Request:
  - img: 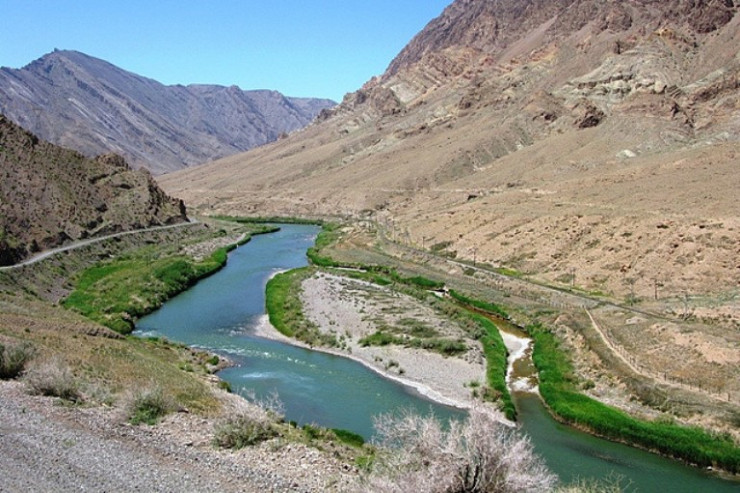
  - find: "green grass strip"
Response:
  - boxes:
[471,313,516,421]
[265,267,337,347]
[529,323,740,473]
[449,289,509,319]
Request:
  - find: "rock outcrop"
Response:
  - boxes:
[0,114,187,265]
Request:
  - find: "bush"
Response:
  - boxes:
[0,341,35,379]
[127,386,174,425]
[366,408,555,492]
[213,413,278,449]
[25,357,80,401]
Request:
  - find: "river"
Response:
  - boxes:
[136,224,466,439]
[136,224,738,491]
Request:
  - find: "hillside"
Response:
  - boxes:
[0,114,187,266]
[0,50,336,173]
[160,0,740,315]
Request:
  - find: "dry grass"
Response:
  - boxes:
[0,292,222,416]
[24,356,81,401]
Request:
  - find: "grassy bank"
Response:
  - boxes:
[529,323,740,473]
[64,224,276,334]
[0,293,222,414]
[265,267,337,347]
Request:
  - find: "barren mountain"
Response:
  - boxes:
[0,114,187,266]
[0,50,336,173]
[160,0,739,319]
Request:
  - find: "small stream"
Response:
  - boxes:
[495,319,738,492]
[136,224,737,491]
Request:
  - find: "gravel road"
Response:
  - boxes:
[0,380,357,492]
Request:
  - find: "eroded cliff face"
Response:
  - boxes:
[160,0,739,306]
[0,114,187,265]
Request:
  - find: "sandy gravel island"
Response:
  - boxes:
[257,271,497,415]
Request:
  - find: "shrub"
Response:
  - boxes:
[25,357,80,401]
[127,386,174,425]
[213,413,278,449]
[0,341,35,379]
[366,408,555,492]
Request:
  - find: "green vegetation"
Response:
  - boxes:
[449,289,509,319]
[529,323,740,473]
[265,267,337,346]
[211,215,319,226]
[331,428,366,448]
[470,313,516,420]
[359,331,467,357]
[307,222,342,267]
[62,226,271,334]
[63,249,226,333]
[494,267,523,278]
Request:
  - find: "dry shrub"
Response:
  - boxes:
[24,357,81,401]
[0,341,35,379]
[366,408,556,493]
[126,385,175,425]
[213,412,279,449]
[213,391,284,449]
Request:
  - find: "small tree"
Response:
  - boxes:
[365,408,556,492]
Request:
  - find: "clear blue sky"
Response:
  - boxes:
[0,1,451,102]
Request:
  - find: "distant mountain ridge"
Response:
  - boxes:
[0,50,336,174]
[0,114,187,266]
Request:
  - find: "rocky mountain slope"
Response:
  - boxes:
[160,0,739,317]
[0,50,336,173]
[0,114,187,266]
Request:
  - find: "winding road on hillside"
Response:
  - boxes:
[0,220,199,271]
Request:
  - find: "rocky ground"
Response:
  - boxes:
[257,271,497,415]
[0,379,359,493]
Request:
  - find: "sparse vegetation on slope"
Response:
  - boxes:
[0,340,34,379]
[0,114,187,266]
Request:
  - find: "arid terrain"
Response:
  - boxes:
[0,0,738,489]
[159,0,739,440]
[161,0,740,311]
[0,114,187,265]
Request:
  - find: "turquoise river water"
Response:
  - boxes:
[136,224,738,491]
